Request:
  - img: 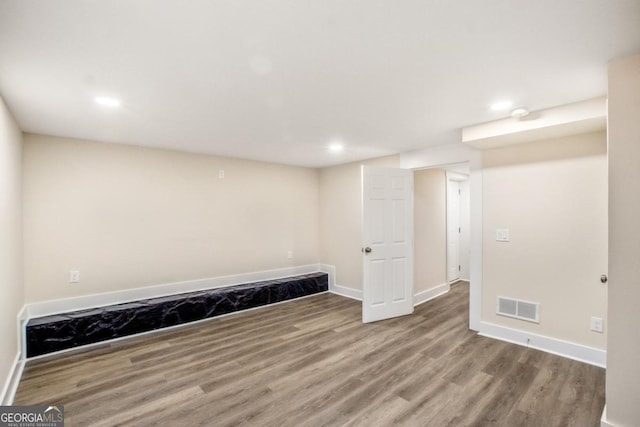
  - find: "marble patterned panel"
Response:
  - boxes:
[26,272,328,357]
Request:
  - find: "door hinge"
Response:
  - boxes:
[458,189,461,195]
[458,227,461,233]
[459,265,461,271]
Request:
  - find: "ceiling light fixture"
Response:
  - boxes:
[328,143,344,153]
[95,96,120,107]
[511,107,530,119]
[490,100,513,111]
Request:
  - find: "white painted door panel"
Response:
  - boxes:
[362,166,414,323]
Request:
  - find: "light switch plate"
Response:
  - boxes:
[591,316,603,333]
[69,270,80,283]
[496,229,510,242]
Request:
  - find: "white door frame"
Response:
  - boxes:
[446,175,461,283]
[400,144,482,331]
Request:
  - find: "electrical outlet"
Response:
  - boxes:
[590,316,603,333]
[69,270,80,283]
[287,251,293,259]
[219,169,225,179]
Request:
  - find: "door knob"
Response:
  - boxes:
[600,275,608,284]
[363,247,372,254]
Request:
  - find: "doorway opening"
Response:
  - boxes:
[413,162,471,318]
[361,149,482,331]
[446,168,470,284]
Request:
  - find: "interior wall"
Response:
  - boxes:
[482,131,607,350]
[23,134,320,303]
[319,155,400,291]
[458,178,471,280]
[414,168,447,293]
[0,96,24,396]
[606,53,640,426]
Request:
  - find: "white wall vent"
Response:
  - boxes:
[497,297,539,323]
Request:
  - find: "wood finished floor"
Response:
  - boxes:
[15,282,605,426]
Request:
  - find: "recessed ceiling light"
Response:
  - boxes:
[95,96,120,107]
[328,143,344,153]
[490,100,513,111]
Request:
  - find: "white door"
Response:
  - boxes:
[447,179,460,283]
[362,166,414,323]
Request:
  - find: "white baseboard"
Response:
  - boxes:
[324,264,362,301]
[318,264,336,292]
[413,283,449,306]
[1,305,28,405]
[478,321,606,368]
[329,283,363,301]
[17,305,27,363]
[600,405,616,427]
[1,353,25,405]
[26,264,328,319]
[330,282,450,306]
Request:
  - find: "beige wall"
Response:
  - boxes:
[0,96,23,396]
[319,155,399,290]
[606,54,640,426]
[414,168,447,293]
[23,134,320,303]
[482,131,607,349]
[458,178,471,280]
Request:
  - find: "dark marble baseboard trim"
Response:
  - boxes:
[26,272,328,358]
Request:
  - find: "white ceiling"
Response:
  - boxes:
[1,1,639,168]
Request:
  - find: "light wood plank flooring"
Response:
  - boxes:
[15,282,605,426]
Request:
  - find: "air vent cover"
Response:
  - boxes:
[497,297,539,323]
